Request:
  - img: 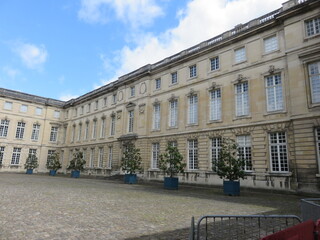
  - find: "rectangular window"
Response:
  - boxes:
[128,110,134,133]
[89,148,94,168]
[315,128,320,174]
[11,147,21,165]
[210,89,222,121]
[0,146,4,165]
[95,100,98,110]
[4,101,12,110]
[63,127,67,144]
[235,82,249,116]
[152,143,160,169]
[269,132,288,172]
[100,118,106,138]
[92,120,97,139]
[54,110,60,119]
[305,17,320,37]
[104,97,107,107]
[130,86,135,97]
[210,56,219,71]
[87,103,91,113]
[189,65,197,78]
[20,104,28,113]
[266,74,283,111]
[235,47,246,63]
[29,148,37,156]
[309,61,320,104]
[98,148,104,168]
[188,139,198,170]
[171,72,178,84]
[65,110,69,119]
[237,135,252,172]
[81,106,84,115]
[211,138,222,172]
[50,126,58,142]
[0,119,10,137]
[155,78,161,90]
[35,107,42,115]
[169,141,177,148]
[264,35,278,53]
[78,124,82,141]
[15,122,25,139]
[108,146,113,169]
[153,103,161,130]
[188,95,198,124]
[84,122,89,140]
[71,125,75,142]
[169,99,178,128]
[47,150,56,164]
[112,94,117,104]
[110,116,116,136]
[31,124,40,141]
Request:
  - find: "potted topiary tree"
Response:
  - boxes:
[213,138,246,196]
[24,153,39,174]
[67,150,86,178]
[46,152,62,176]
[121,142,143,184]
[159,144,186,190]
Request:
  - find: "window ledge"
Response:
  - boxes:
[304,34,320,42]
[263,110,287,116]
[207,120,222,124]
[167,126,178,130]
[262,49,280,56]
[208,69,220,74]
[268,172,292,177]
[169,82,178,87]
[233,115,251,121]
[186,123,199,127]
[316,174,320,178]
[188,76,197,81]
[151,129,161,132]
[148,168,160,172]
[233,60,247,66]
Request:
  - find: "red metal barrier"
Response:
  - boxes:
[260,219,319,240]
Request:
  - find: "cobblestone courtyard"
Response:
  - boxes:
[0,173,302,240]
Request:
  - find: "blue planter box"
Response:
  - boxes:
[26,169,33,174]
[164,177,179,190]
[49,170,57,176]
[124,174,137,184]
[71,170,80,178]
[223,181,240,196]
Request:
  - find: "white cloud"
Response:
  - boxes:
[2,66,20,79]
[59,94,79,101]
[78,0,163,28]
[14,42,48,69]
[97,0,284,87]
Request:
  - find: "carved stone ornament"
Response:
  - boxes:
[140,82,147,94]
[85,118,90,124]
[126,102,136,109]
[237,74,246,82]
[139,104,145,114]
[208,82,221,92]
[231,126,255,135]
[261,121,292,132]
[116,110,122,119]
[101,114,106,120]
[110,111,116,117]
[207,130,225,138]
[118,91,123,101]
[268,65,275,74]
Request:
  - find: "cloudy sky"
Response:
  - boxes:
[0,0,284,101]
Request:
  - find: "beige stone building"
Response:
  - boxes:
[0,0,320,193]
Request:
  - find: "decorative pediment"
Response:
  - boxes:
[153,98,160,105]
[126,102,136,109]
[139,104,146,114]
[93,116,97,122]
[231,126,255,135]
[207,130,225,138]
[187,88,196,97]
[208,82,221,92]
[85,118,90,124]
[116,110,122,119]
[101,114,106,120]
[261,122,292,132]
[110,111,116,117]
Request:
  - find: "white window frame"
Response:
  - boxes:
[189,65,197,78]
[269,132,289,173]
[110,115,116,136]
[171,72,178,85]
[128,110,134,133]
[78,124,82,141]
[71,125,75,142]
[89,148,95,168]
[15,122,25,139]
[100,118,106,138]
[108,146,113,169]
[0,119,10,137]
[305,17,320,37]
[84,122,89,140]
[92,120,97,139]
[35,107,42,115]
[315,128,320,174]
[130,86,135,97]
[87,103,91,113]
[265,74,283,112]
[31,124,40,141]
[237,135,252,172]
[210,89,222,121]
[264,35,278,53]
[169,99,178,128]
[50,126,58,142]
[211,137,222,171]
[153,103,161,130]
[235,82,249,117]
[234,47,246,63]
[308,61,320,104]
[188,139,198,170]
[11,147,21,165]
[210,56,219,71]
[155,78,161,90]
[151,143,160,169]
[98,148,104,168]
[188,95,198,125]
[0,146,4,165]
[54,110,60,119]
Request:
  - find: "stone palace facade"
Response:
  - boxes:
[0,0,320,193]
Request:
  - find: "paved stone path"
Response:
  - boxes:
[0,173,302,240]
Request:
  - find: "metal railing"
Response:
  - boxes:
[301,198,320,222]
[190,215,301,240]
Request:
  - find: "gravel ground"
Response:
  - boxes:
[0,173,302,240]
